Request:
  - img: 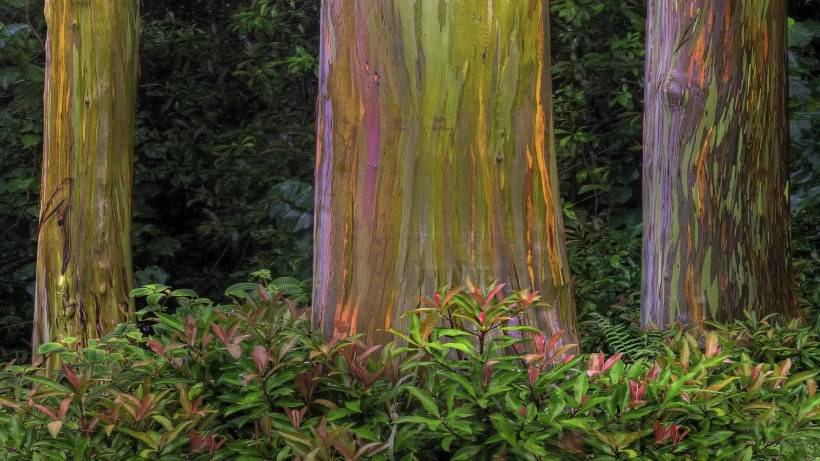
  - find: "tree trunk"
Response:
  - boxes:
[641,1,799,329]
[313,0,577,346]
[33,0,139,357]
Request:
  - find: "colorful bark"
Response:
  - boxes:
[314,0,577,346]
[641,1,798,329]
[33,0,139,356]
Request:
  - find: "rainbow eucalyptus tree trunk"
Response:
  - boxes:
[33,0,139,357]
[641,1,799,329]
[313,0,577,346]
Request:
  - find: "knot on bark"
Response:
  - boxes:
[662,74,685,107]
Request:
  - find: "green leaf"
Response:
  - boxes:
[155,312,184,332]
[37,342,66,356]
[24,376,71,394]
[693,430,733,446]
[394,415,441,430]
[146,293,165,306]
[152,415,173,430]
[609,360,624,384]
[326,408,352,421]
[573,373,589,406]
[441,371,477,399]
[270,277,304,295]
[452,445,483,460]
[225,283,258,298]
[579,396,609,413]
[441,341,475,357]
[344,399,361,413]
[619,405,656,421]
[21,134,40,148]
[663,378,685,403]
[7,177,34,191]
[407,315,422,344]
[277,430,312,450]
[406,386,440,418]
[559,417,592,430]
[130,287,156,297]
[785,370,820,388]
[489,413,518,447]
[798,395,820,421]
[433,328,474,338]
[118,428,160,450]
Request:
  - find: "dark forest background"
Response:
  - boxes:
[0,0,817,357]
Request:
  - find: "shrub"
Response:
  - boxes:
[709,312,820,373]
[0,283,817,460]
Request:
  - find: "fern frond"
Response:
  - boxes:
[589,312,662,360]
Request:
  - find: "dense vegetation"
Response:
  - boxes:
[0,0,818,458]
[0,283,817,460]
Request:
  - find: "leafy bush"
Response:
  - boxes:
[0,283,817,460]
[709,313,820,373]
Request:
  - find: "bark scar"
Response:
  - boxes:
[662,74,685,107]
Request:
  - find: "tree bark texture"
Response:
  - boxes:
[641,0,798,329]
[33,0,139,356]
[313,0,577,346]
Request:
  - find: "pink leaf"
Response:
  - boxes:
[602,352,624,372]
[252,345,269,374]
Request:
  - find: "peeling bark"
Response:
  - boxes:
[33,0,139,357]
[313,0,577,347]
[641,1,799,329]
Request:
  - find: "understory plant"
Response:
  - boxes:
[0,282,817,460]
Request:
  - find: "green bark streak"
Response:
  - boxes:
[314,0,577,347]
[642,0,799,328]
[33,0,139,357]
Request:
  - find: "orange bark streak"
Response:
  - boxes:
[525,146,536,287]
[534,15,561,286]
[688,32,705,86]
[695,127,712,215]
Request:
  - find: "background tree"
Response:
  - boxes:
[313,0,578,345]
[641,0,800,329]
[32,0,139,355]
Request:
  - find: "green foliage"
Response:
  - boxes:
[133,0,319,288]
[586,312,665,361]
[0,0,817,409]
[565,216,643,350]
[787,16,820,216]
[785,12,820,334]
[550,0,645,217]
[793,208,820,320]
[709,312,820,373]
[0,284,817,460]
[0,1,44,358]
